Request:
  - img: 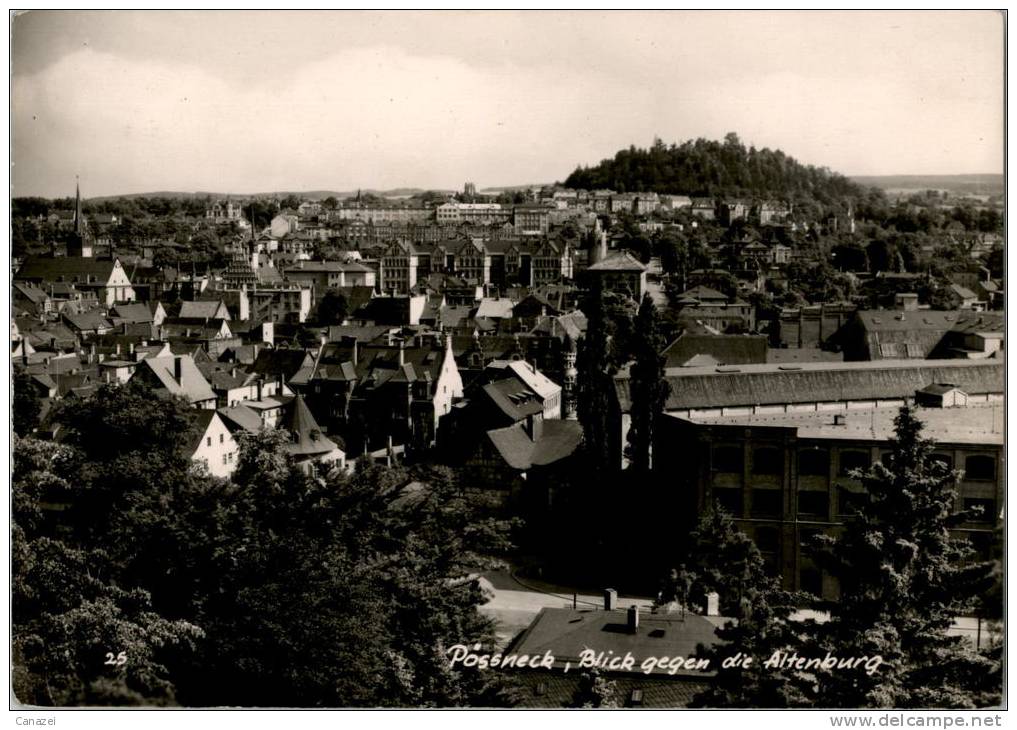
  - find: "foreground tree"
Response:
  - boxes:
[810,405,1001,708]
[656,508,812,707]
[13,370,42,436]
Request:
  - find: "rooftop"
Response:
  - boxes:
[680,402,1004,446]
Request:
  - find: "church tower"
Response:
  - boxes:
[67,177,93,258]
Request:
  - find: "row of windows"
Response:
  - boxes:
[713,485,997,523]
[712,446,997,480]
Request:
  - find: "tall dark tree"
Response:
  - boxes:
[575,282,617,473]
[625,294,670,472]
[13,370,43,436]
[809,405,1001,708]
[316,287,350,325]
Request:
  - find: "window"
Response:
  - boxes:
[799,448,830,476]
[755,526,779,553]
[751,489,782,517]
[838,486,868,516]
[930,453,954,471]
[206,436,212,447]
[713,487,742,517]
[219,433,224,444]
[964,498,996,523]
[712,445,743,473]
[753,447,783,475]
[222,455,228,465]
[839,450,870,476]
[965,455,996,481]
[798,490,829,518]
[799,567,822,596]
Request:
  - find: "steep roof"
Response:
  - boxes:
[488,360,561,400]
[613,358,1004,413]
[480,379,545,422]
[217,404,266,433]
[16,256,117,283]
[179,299,231,321]
[485,419,582,470]
[280,395,343,457]
[109,303,154,324]
[135,355,217,404]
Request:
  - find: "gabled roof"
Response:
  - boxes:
[480,379,545,422]
[109,303,154,324]
[487,360,561,400]
[587,251,647,272]
[134,355,217,404]
[179,299,231,321]
[217,404,265,434]
[16,256,118,283]
[63,310,113,332]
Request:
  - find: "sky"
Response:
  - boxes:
[11,10,1006,198]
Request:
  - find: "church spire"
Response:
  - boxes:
[73,175,84,236]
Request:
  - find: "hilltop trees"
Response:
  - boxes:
[563,134,878,214]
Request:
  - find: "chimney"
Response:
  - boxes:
[398,340,405,366]
[603,589,617,611]
[627,605,640,633]
[173,356,183,383]
[231,367,237,378]
[706,592,720,616]
[129,342,134,355]
[525,413,543,442]
[256,378,264,401]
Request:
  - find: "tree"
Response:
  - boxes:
[809,405,1002,708]
[316,287,350,325]
[13,370,43,436]
[569,670,618,708]
[575,282,618,474]
[625,294,670,472]
[666,507,815,708]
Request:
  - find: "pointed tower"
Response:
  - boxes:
[68,176,93,258]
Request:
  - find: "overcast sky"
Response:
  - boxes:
[12,10,1005,198]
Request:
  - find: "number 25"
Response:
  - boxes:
[104,652,127,666]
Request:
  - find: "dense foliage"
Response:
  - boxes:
[13,381,522,707]
[564,134,879,211]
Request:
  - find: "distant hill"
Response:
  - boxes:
[563,134,876,208]
[849,174,1003,197]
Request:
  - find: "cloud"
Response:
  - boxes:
[11,11,1005,197]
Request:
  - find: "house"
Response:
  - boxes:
[831,310,1004,361]
[188,410,240,479]
[278,394,346,474]
[481,360,563,420]
[505,595,722,708]
[16,256,136,307]
[129,355,218,409]
[178,299,232,322]
[306,332,463,455]
[584,252,647,300]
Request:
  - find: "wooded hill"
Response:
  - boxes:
[564,134,881,210]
